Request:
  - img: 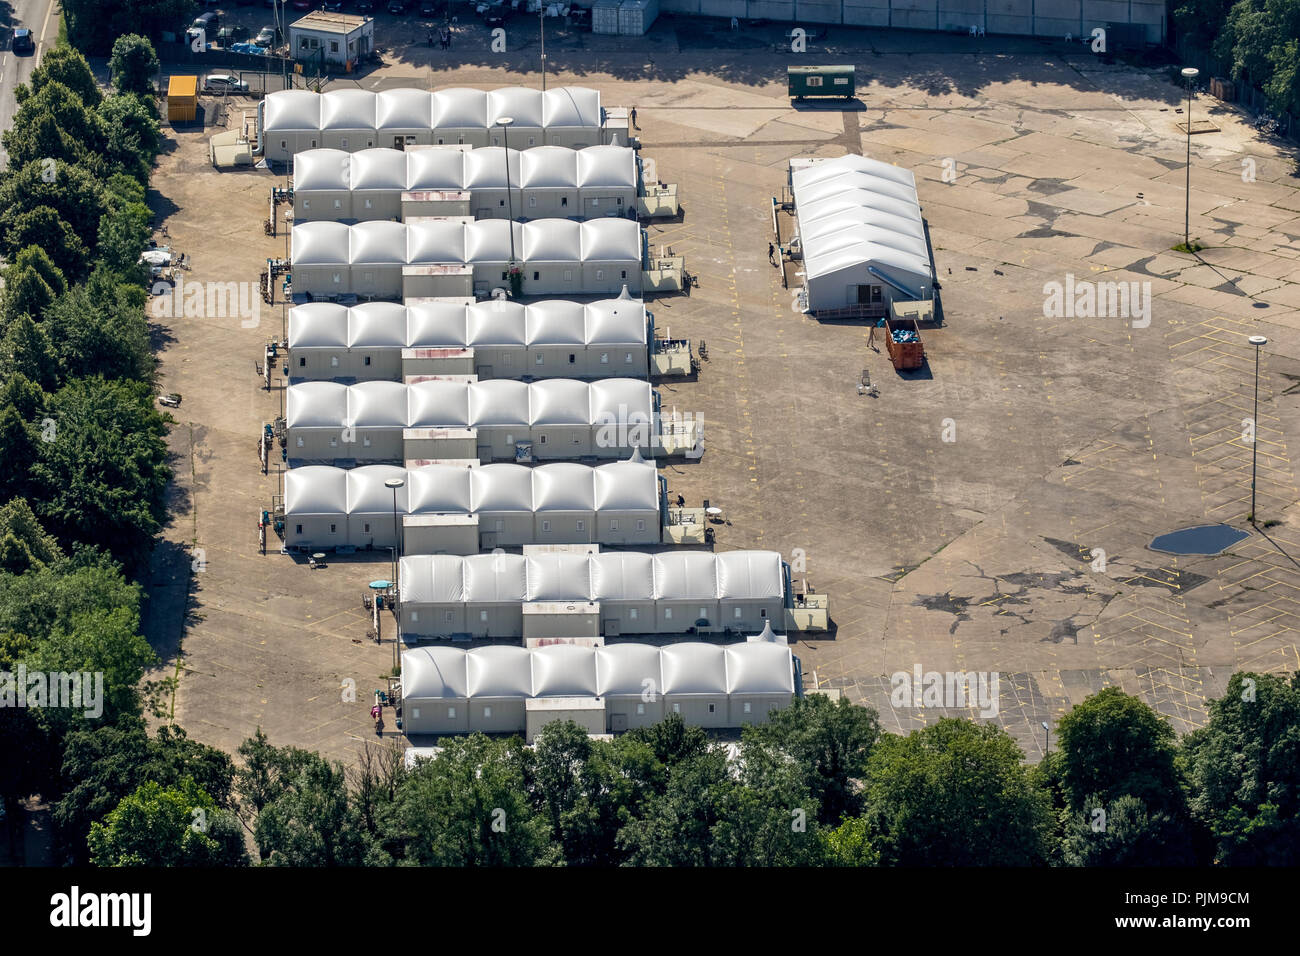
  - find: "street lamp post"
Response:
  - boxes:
[1181,66,1199,250]
[384,477,404,585]
[497,116,517,269]
[1041,720,1050,756]
[539,2,546,92]
[1250,335,1268,525]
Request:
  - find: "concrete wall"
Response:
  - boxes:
[657,0,1163,40]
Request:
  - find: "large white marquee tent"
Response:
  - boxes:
[791,154,934,313]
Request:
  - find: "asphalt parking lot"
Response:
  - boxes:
[144,20,1300,762]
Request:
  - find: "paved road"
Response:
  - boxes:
[0,0,59,171]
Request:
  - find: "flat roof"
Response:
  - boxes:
[291,12,371,35]
[168,75,198,97]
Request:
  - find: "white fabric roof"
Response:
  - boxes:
[277,298,642,350]
[285,462,659,520]
[661,643,728,695]
[400,549,786,607]
[266,86,600,136]
[320,88,377,130]
[716,551,785,601]
[403,642,793,701]
[531,644,599,697]
[530,379,594,425]
[791,153,934,289]
[349,380,407,428]
[293,148,352,191]
[293,220,641,268]
[293,144,636,194]
[466,644,533,697]
[264,89,322,131]
[286,381,347,429]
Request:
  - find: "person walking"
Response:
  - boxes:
[767,241,776,265]
[630,106,639,129]
[867,315,886,351]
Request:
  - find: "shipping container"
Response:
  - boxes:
[592,0,622,34]
[787,64,855,100]
[167,75,199,123]
[618,0,660,35]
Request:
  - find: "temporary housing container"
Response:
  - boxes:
[167,75,198,123]
[282,460,661,552]
[400,640,795,736]
[790,154,933,315]
[261,87,609,163]
[398,549,787,640]
[290,219,643,299]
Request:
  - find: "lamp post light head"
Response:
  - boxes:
[497,115,514,128]
[1181,67,1199,80]
[1041,721,1050,731]
[1249,335,1268,347]
[384,477,405,490]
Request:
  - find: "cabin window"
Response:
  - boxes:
[621,271,627,279]
[600,352,609,364]
[636,520,645,532]
[411,611,420,622]
[364,356,371,366]
[708,703,716,714]
[568,354,575,364]
[533,271,540,281]
[672,703,681,714]
[529,196,537,208]
[699,607,707,619]
[561,197,568,207]
[364,523,370,533]
[636,703,645,715]
[295,524,303,534]
[535,354,544,365]
[629,608,638,620]
[341,138,348,148]
[296,437,304,447]
[542,520,551,533]
[447,706,456,718]
[329,437,338,447]
[575,520,585,532]
[734,607,743,619]
[596,270,604,280]
[331,356,339,367]
[610,519,619,532]
[743,702,752,714]
[299,357,307,367]
[329,524,336,533]
[664,607,672,620]
[480,610,489,622]
[483,706,493,718]
[564,270,573,281]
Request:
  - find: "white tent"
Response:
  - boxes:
[291,219,642,298]
[261,86,606,162]
[401,640,795,735]
[398,548,786,639]
[287,298,649,382]
[791,154,934,313]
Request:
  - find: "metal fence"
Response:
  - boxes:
[1174,36,1295,140]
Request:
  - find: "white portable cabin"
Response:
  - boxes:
[400,640,795,736]
[262,89,323,162]
[291,220,351,298]
[652,550,722,632]
[576,145,638,218]
[349,220,407,299]
[463,147,521,220]
[487,87,545,149]
[661,643,730,729]
[790,154,934,313]
[261,86,606,163]
[590,551,656,637]
[462,554,528,639]
[397,548,787,641]
[400,643,471,735]
[597,643,665,730]
[716,550,785,633]
[293,149,353,221]
[349,148,408,221]
[466,644,532,731]
[319,88,378,151]
[377,88,435,150]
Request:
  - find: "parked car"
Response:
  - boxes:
[216,25,251,45]
[255,26,278,46]
[204,74,250,94]
[388,0,410,13]
[321,1,345,10]
[419,1,438,15]
[192,11,220,33]
[356,0,376,10]
[11,28,35,54]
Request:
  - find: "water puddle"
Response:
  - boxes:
[1149,524,1249,556]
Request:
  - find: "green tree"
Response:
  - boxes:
[0,408,38,506]
[251,749,373,866]
[1,81,106,174]
[0,498,62,574]
[865,718,1052,865]
[43,276,153,382]
[56,721,236,865]
[0,207,91,283]
[821,815,879,866]
[108,35,159,96]
[0,314,59,391]
[741,695,880,824]
[94,197,152,280]
[0,160,107,264]
[88,779,247,867]
[29,377,171,565]
[15,45,103,109]
[384,734,558,866]
[64,0,196,55]
[1060,794,1205,866]
[2,268,58,325]
[99,94,161,182]
[1181,671,1300,864]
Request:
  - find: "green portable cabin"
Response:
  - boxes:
[788,65,855,101]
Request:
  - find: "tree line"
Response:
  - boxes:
[1172,0,1300,118]
[64,676,1300,867]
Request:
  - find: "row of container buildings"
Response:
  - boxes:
[292,145,639,223]
[259,87,627,162]
[286,297,651,381]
